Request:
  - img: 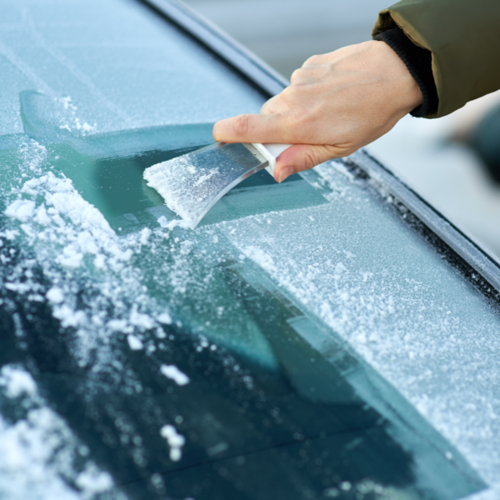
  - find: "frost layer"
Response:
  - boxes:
[0,366,116,500]
[144,143,264,228]
[219,162,500,495]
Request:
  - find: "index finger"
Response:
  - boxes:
[213,113,291,144]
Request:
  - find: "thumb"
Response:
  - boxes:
[213,113,289,144]
[274,144,344,183]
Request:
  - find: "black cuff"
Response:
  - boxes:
[375,27,438,117]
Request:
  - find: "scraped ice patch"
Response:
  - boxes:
[143,153,219,228]
[160,365,190,386]
[2,154,197,371]
[0,365,115,500]
[57,246,84,269]
[0,366,37,398]
[46,287,64,304]
[130,307,155,330]
[157,312,172,325]
[157,216,191,231]
[194,168,219,186]
[5,200,36,222]
[219,162,500,491]
[139,227,151,245]
[13,171,136,276]
[127,335,144,351]
[160,425,185,462]
[53,305,87,329]
[55,96,96,136]
[74,464,113,495]
[143,143,264,228]
[33,205,51,226]
[107,319,128,332]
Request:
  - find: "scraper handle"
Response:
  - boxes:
[251,143,293,177]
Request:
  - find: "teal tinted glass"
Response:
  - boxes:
[0,0,496,499]
[0,0,264,137]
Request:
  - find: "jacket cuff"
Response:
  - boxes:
[375,27,438,117]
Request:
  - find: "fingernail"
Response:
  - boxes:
[278,166,292,183]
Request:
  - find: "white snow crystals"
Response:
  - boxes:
[0,366,37,399]
[127,335,144,351]
[143,150,224,229]
[160,365,190,386]
[0,366,114,500]
[46,287,65,304]
[157,312,173,325]
[219,164,500,495]
[4,200,36,222]
[160,425,185,462]
[4,172,124,277]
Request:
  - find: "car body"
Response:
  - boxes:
[0,1,498,499]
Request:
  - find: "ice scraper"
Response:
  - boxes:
[143,142,291,229]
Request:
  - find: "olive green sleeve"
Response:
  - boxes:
[373,0,500,118]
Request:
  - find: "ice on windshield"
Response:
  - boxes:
[220,160,500,499]
[0,0,499,499]
[0,126,490,499]
[0,365,116,500]
[143,143,269,228]
[0,0,263,138]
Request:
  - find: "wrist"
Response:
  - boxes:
[375,28,437,117]
[370,40,424,115]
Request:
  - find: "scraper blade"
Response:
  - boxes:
[143,142,290,229]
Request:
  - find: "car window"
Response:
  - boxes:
[0,0,264,138]
[0,1,497,499]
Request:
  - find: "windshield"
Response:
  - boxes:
[0,1,498,499]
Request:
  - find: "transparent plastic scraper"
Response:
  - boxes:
[143,142,291,229]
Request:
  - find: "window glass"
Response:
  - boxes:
[0,0,264,137]
[0,1,497,499]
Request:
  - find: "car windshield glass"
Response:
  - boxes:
[0,1,498,499]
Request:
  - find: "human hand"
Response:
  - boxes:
[213,41,423,182]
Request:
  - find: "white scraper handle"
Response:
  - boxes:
[251,143,293,177]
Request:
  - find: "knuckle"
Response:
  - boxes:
[335,145,356,158]
[261,95,278,114]
[282,84,300,101]
[303,149,320,170]
[304,54,321,66]
[290,68,303,83]
[232,114,250,137]
[260,102,271,114]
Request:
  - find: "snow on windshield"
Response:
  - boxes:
[0,131,286,497]
[1,124,497,498]
[0,0,263,138]
[219,160,500,500]
[1,0,499,498]
[0,365,116,500]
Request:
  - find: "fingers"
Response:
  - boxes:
[260,95,281,115]
[290,64,323,85]
[273,144,349,183]
[213,113,292,144]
